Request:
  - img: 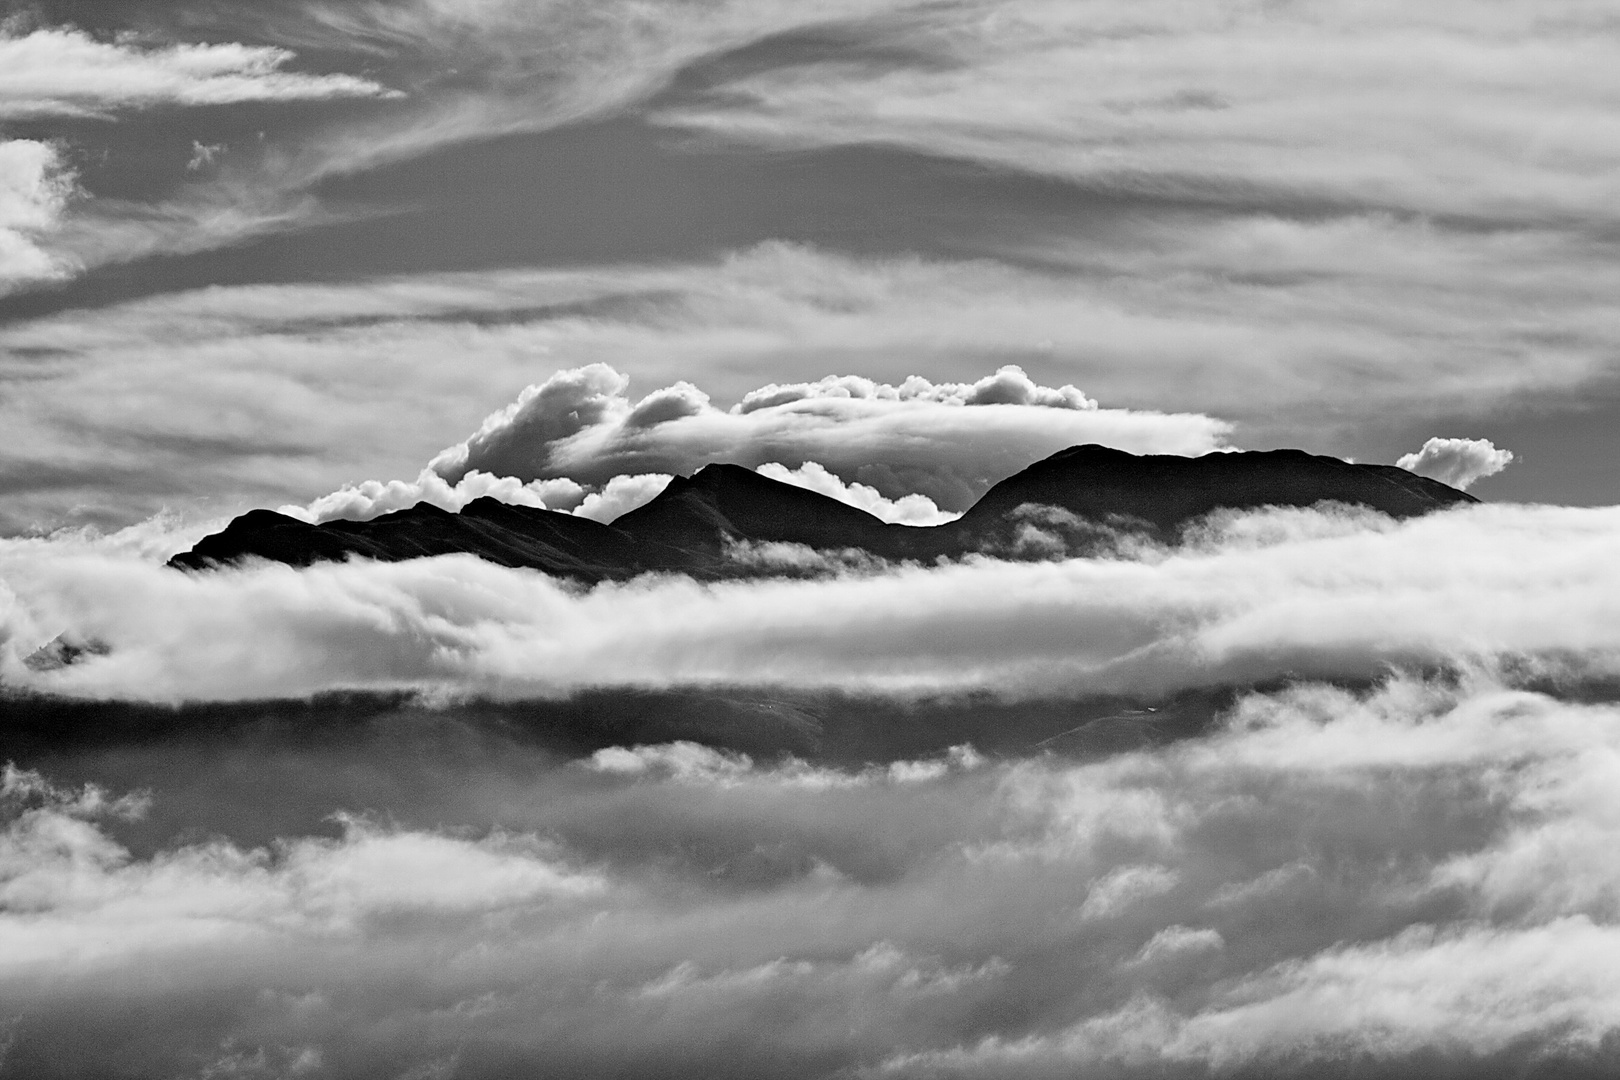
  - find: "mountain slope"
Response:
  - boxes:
[170,446,1477,579]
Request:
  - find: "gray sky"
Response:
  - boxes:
[4,0,1619,533]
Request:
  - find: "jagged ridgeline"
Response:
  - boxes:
[170,445,1475,580]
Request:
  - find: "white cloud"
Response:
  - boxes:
[1398,437,1515,490]
[0,138,77,290]
[9,237,1615,532]
[657,0,1620,223]
[5,502,1620,702]
[756,463,958,526]
[0,25,397,118]
[434,362,1225,512]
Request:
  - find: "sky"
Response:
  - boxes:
[3,0,1619,534]
[5,3,1620,1079]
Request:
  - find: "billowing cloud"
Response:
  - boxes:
[1397,437,1515,491]
[756,462,957,526]
[286,459,952,529]
[0,138,77,290]
[5,502,1619,703]
[0,24,397,118]
[434,363,1227,511]
[6,676,1620,1076]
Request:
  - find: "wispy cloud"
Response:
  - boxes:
[658,0,1620,223]
[0,24,398,119]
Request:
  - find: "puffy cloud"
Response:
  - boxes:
[281,468,577,524]
[0,24,398,119]
[7,677,1620,1075]
[1398,437,1515,490]
[6,502,1620,702]
[0,138,77,291]
[756,463,958,526]
[434,363,1226,511]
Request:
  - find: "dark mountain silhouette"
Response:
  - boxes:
[170,445,1476,579]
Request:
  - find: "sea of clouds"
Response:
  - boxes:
[3,481,1620,1076]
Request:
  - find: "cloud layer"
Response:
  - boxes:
[6,674,1620,1077]
[4,501,1618,703]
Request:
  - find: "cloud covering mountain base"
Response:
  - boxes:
[5,499,1620,1078]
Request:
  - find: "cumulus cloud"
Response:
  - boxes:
[6,676,1620,1076]
[0,24,397,118]
[1398,437,1515,490]
[5,502,1620,702]
[433,363,1226,511]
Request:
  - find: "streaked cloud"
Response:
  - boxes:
[0,24,397,119]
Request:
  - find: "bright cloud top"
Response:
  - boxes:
[1398,437,1515,491]
[433,363,1227,512]
[0,24,398,118]
[6,677,1620,1075]
[4,502,1618,702]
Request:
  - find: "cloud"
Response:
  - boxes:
[7,676,1620,1075]
[0,24,397,119]
[6,502,1620,702]
[285,460,951,529]
[1398,437,1515,490]
[10,235,1616,532]
[755,463,957,526]
[657,0,1620,223]
[0,138,77,290]
[434,362,1226,511]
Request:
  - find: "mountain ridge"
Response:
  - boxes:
[170,445,1477,580]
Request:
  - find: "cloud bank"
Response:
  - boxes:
[433,363,1227,511]
[6,675,1620,1077]
[1398,437,1515,491]
[4,502,1618,703]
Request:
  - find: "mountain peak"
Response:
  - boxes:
[171,446,1476,580]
